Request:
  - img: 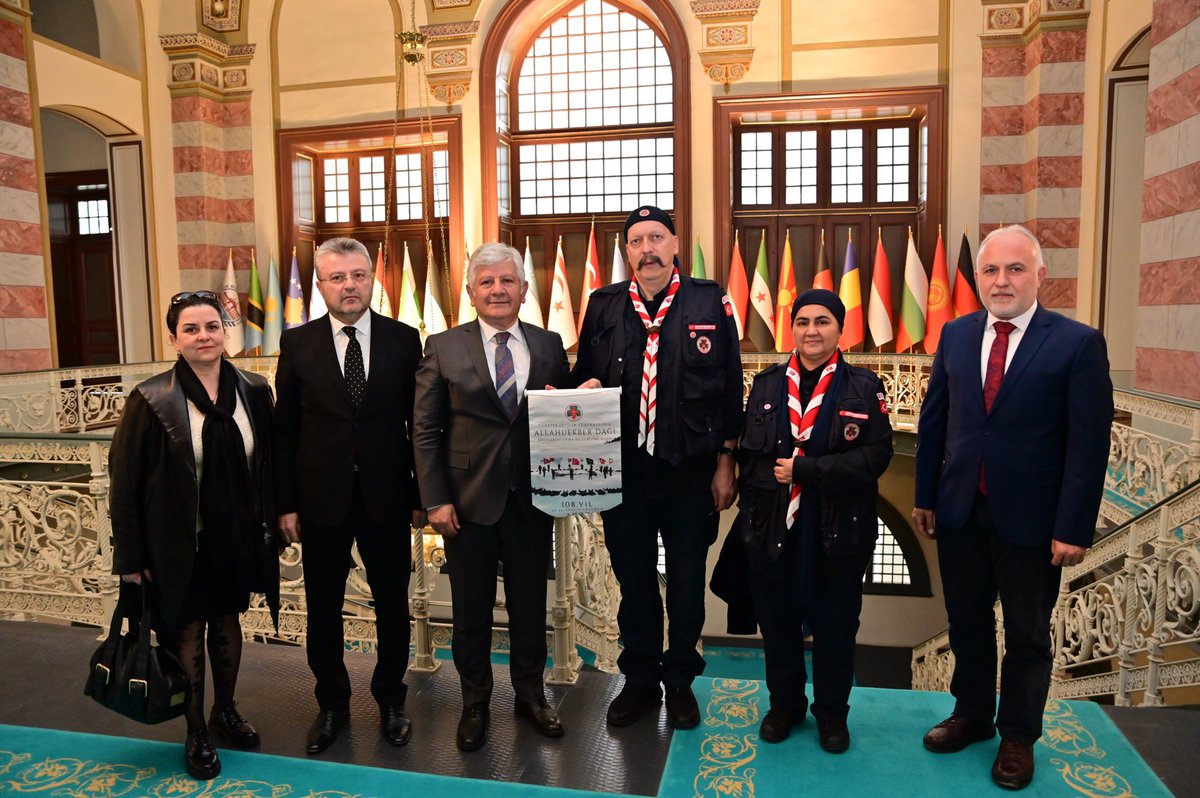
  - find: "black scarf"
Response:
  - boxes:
[174,358,256,581]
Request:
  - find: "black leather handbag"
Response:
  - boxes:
[84,582,189,724]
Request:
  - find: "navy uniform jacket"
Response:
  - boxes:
[571,275,743,466]
[914,305,1113,549]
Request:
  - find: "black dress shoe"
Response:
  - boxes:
[209,702,260,749]
[923,713,997,753]
[380,704,412,746]
[606,683,663,727]
[184,729,221,780]
[665,685,701,730]
[456,703,490,752]
[992,739,1035,789]
[515,698,565,738]
[305,706,349,755]
[817,716,850,753]
[758,707,802,743]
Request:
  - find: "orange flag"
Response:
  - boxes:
[813,229,833,291]
[726,231,748,340]
[774,230,796,352]
[578,222,600,334]
[925,227,953,354]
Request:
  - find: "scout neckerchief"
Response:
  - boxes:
[785,349,838,528]
[629,268,681,455]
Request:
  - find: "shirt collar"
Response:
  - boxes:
[986,301,1038,333]
[329,311,371,338]
[478,318,524,345]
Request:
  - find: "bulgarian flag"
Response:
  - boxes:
[895,228,928,353]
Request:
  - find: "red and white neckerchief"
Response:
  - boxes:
[630,269,681,455]
[785,349,838,528]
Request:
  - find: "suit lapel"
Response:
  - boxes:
[464,321,509,418]
[363,310,387,405]
[990,305,1052,414]
[311,314,356,410]
[522,322,546,398]
[963,311,988,413]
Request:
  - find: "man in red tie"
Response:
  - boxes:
[912,225,1113,790]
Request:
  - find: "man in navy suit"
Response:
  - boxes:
[273,237,423,754]
[413,243,570,752]
[913,225,1112,790]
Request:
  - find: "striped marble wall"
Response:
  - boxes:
[978,2,1088,316]
[1135,0,1200,400]
[0,5,50,373]
[162,35,255,298]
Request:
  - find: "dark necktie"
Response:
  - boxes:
[343,326,365,407]
[980,320,1016,493]
[494,331,518,419]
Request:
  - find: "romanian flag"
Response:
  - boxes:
[245,250,264,353]
[895,228,928,352]
[866,230,894,348]
[953,228,982,317]
[693,237,707,280]
[837,235,864,351]
[774,230,796,353]
[283,249,308,329]
[924,227,953,354]
[578,223,600,334]
[547,236,577,349]
[726,231,748,340]
[813,230,833,291]
[747,233,775,352]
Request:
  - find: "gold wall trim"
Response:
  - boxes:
[277,75,398,93]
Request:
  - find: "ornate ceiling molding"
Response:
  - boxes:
[202,0,242,33]
[980,0,1089,46]
[690,0,760,87]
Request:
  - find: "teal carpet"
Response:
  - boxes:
[0,724,611,797]
[664,678,1173,798]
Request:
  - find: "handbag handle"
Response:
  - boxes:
[129,582,159,697]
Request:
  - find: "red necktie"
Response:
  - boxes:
[980,320,1015,493]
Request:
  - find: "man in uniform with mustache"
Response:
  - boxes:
[573,206,743,730]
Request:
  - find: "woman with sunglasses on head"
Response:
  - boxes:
[109,290,281,780]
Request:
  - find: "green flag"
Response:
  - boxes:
[245,251,264,352]
[692,238,707,279]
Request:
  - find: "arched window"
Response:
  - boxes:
[481,0,691,320]
[865,499,931,597]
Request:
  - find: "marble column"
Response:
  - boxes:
[978,1,1088,315]
[161,34,255,296]
[1135,0,1200,400]
[0,1,50,373]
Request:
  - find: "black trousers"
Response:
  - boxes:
[750,545,871,721]
[443,492,553,707]
[601,468,718,689]
[301,477,411,709]
[937,493,1062,745]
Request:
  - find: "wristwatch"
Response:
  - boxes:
[717,446,735,455]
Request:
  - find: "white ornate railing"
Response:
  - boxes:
[912,479,1200,704]
[4,356,1199,687]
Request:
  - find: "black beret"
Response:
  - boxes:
[790,288,845,328]
[623,205,676,242]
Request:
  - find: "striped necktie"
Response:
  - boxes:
[494,331,518,419]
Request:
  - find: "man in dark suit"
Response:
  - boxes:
[413,242,571,752]
[273,237,423,754]
[913,225,1113,790]
[573,206,743,730]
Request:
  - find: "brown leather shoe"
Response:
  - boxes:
[992,739,1034,790]
[923,713,997,753]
